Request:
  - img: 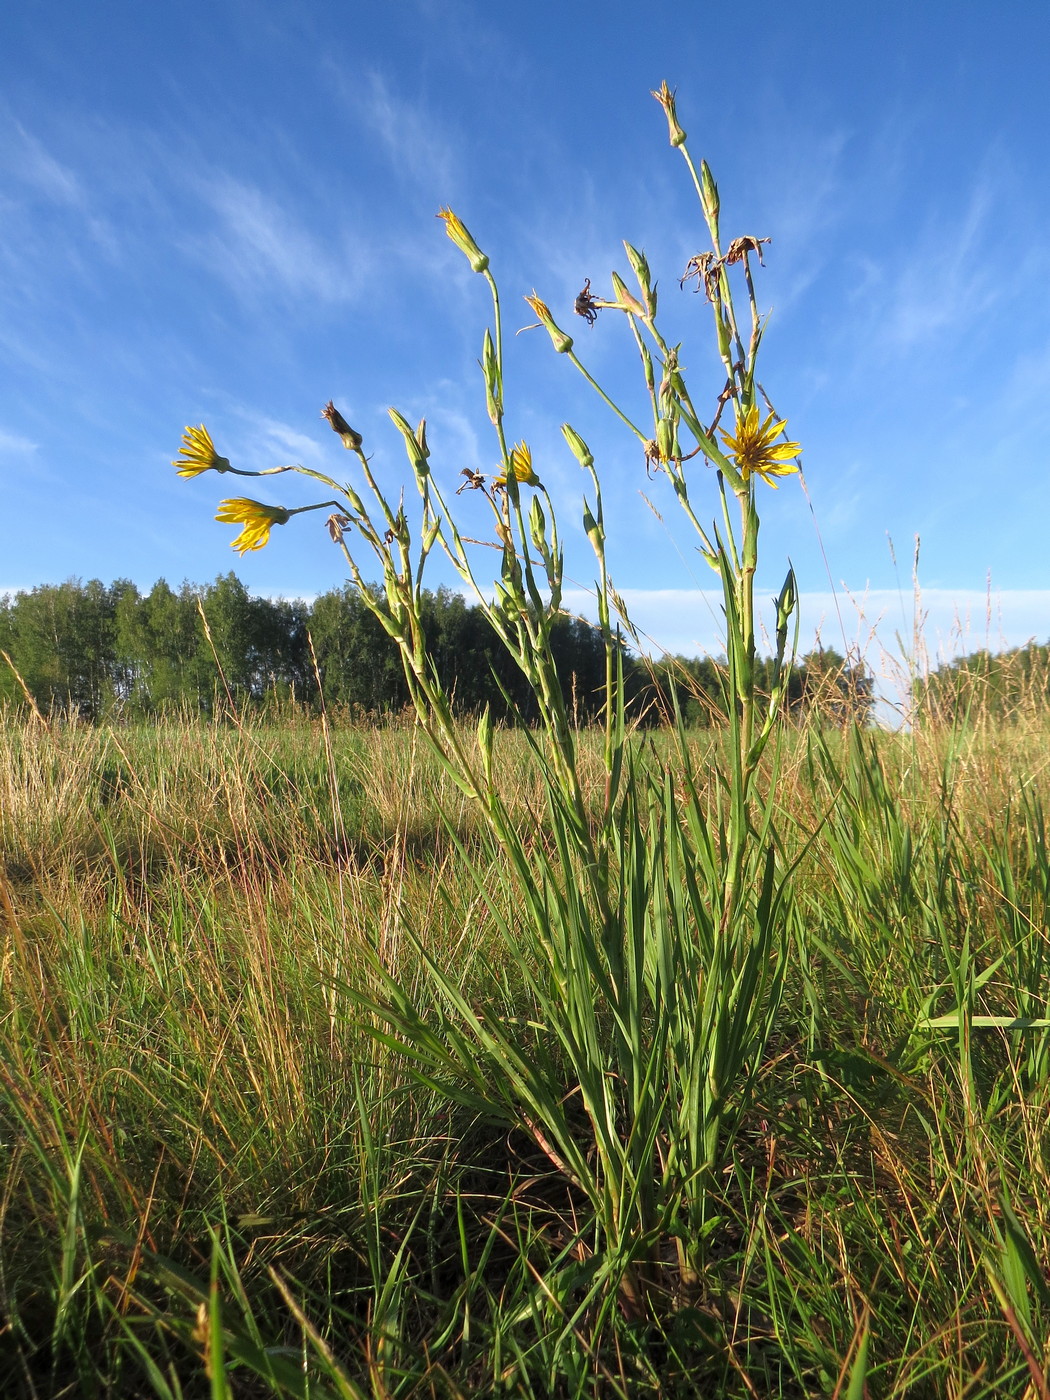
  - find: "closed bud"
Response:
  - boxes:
[699,160,720,226]
[415,418,430,461]
[524,293,573,354]
[436,207,489,273]
[322,401,362,451]
[528,494,547,554]
[482,328,503,424]
[652,81,686,147]
[388,407,430,478]
[610,271,647,318]
[582,499,604,551]
[640,341,655,393]
[717,309,732,361]
[560,423,594,469]
[656,416,676,462]
[623,242,657,317]
[775,565,798,632]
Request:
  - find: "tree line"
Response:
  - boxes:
[0,574,874,725]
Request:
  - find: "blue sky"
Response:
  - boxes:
[2,0,1049,679]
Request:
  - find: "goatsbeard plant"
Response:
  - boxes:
[175,82,801,1320]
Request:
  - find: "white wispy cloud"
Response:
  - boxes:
[5,124,83,205]
[182,172,372,304]
[0,427,38,455]
[352,69,460,196]
[864,166,1000,354]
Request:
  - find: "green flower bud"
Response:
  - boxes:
[388,407,430,478]
[582,499,604,552]
[610,271,647,318]
[528,494,547,555]
[699,161,720,227]
[623,242,657,317]
[560,423,594,469]
[415,418,430,461]
[656,416,676,462]
[482,328,503,425]
[640,341,656,393]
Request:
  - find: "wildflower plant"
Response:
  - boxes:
[175,84,801,1320]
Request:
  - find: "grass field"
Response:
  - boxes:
[3,700,1050,1398]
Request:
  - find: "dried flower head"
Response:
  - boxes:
[724,236,771,267]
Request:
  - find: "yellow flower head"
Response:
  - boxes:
[174,424,232,478]
[495,441,540,488]
[215,497,290,555]
[719,404,801,487]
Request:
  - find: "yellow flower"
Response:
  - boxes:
[215,497,290,554]
[719,404,801,487]
[174,424,232,478]
[495,441,540,488]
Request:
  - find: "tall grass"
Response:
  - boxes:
[3,703,1050,1396]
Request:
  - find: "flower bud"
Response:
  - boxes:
[524,293,573,354]
[699,161,720,227]
[656,416,676,462]
[388,408,430,478]
[322,401,362,451]
[610,272,647,318]
[560,423,594,469]
[582,500,604,552]
[436,207,489,273]
[623,242,657,317]
[775,565,798,633]
[640,341,655,393]
[415,418,430,461]
[528,494,547,555]
[482,328,503,425]
[652,81,686,147]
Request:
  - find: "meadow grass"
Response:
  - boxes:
[2,700,1050,1398]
